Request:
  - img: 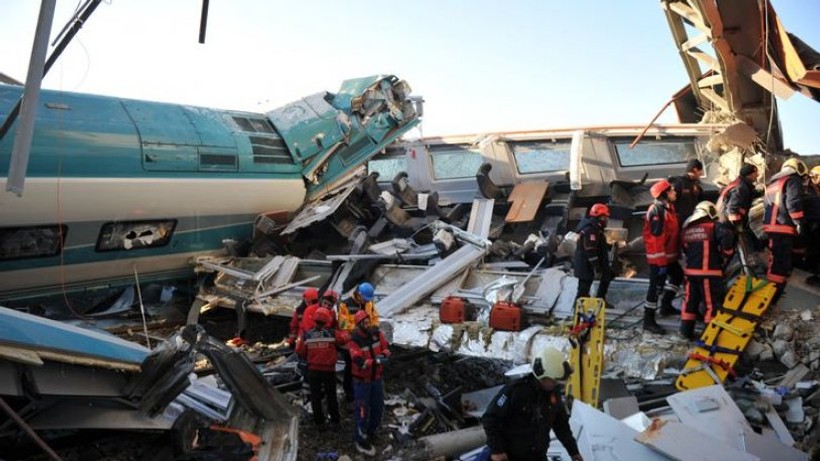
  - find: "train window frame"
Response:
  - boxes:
[510,140,572,174]
[0,225,67,261]
[368,156,408,182]
[428,144,483,180]
[95,220,177,252]
[611,137,698,167]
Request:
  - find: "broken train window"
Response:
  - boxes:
[511,140,572,174]
[0,225,66,261]
[368,155,407,181]
[612,137,697,167]
[429,144,483,179]
[96,220,177,252]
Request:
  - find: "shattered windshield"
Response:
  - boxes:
[612,138,697,167]
[368,156,407,181]
[429,144,483,179]
[511,141,572,174]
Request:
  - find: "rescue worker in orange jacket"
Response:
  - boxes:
[337,282,380,403]
[763,158,808,301]
[719,164,762,255]
[669,159,705,227]
[287,288,320,348]
[573,203,612,302]
[347,310,391,456]
[680,202,735,339]
[642,179,681,334]
[296,307,348,428]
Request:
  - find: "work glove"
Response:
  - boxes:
[657,266,668,277]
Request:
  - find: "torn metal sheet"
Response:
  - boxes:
[666,385,752,451]
[280,180,359,235]
[569,400,668,461]
[27,399,179,431]
[635,419,759,461]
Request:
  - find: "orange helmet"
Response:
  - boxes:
[303,287,319,304]
[589,203,610,218]
[314,307,332,325]
[354,310,369,326]
[650,179,672,199]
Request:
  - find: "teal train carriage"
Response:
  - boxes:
[0,75,419,300]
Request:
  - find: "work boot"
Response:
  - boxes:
[642,309,664,334]
[355,439,376,456]
[659,291,677,317]
[679,320,696,341]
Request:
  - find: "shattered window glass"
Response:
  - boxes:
[511,141,571,173]
[429,144,483,179]
[368,157,407,181]
[96,220,177,252]
[0,225,66,261]
[613,138,697,167]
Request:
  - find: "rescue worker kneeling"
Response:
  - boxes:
[680,201,735,340]
[348,310,391,456]
[296,307,347,429]
[482,348,583,461]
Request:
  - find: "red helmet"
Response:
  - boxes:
[303,287,319,304]
[589,203,610,218]
[650,179,672,199]
[314,307,332,325]
[322,290,340,302]
[354,310,369,326]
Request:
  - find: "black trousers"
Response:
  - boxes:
[682,276,724,323]
[340,348,353,402]
[308,370,340,425]
[767,233,794,285]
[575,270,612,301]
[645,261,683,308]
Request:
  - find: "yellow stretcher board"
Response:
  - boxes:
[566,297,606,407]
[676,276,777,391]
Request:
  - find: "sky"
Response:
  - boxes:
[1,0,818,154]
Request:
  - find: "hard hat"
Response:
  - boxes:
[650,179,673,199]
[692,201,718,221]
[531,347,571,381]
[314,307,332,325]
[810,165,820,177]
[783,158,808,177]
[322,290,340,302]
[357,282,375,301]
[303,287,319,304]
[589,203,610,218]
[354,310,369,326]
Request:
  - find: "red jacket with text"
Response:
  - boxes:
[296,327,348,372]
[643,200,680,266]
[348,328,391,382]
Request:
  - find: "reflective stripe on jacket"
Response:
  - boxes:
[338,296,379,332]
[682,218,735,277]
[643,200,680,266]
[763,175,804,235]
[348,328,390,382]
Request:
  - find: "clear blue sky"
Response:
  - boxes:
[1,1,818,154]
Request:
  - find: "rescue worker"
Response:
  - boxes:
[763,158,807,302]
[719,164,759,230]
[643,178,682,333]
[482,347,583,461]
[348,310,391,456]
[295,307,347,429]
[805,166,820,286]
[680,201,735,339]
[573,203,612,302]
[338,282,380,403]
[669,159,704,227]
[287,287,320,348]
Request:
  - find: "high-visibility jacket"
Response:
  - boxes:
[348,327,390,382]
[719,176,754,225]
[299,304,337,333]
[296,326,347,372]
[682,217,735,277]
[338,295,379,332]
[763,174,804,235]
[643,200,680,266]
[573,216,609,279]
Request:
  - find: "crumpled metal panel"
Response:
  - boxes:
[570,400,669,461]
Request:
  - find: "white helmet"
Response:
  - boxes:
[531,347,571,380]
[684,201,718,228]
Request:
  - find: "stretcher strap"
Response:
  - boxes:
[694,340,741,356]
[688,352,737,378]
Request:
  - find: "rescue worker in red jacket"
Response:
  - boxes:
[296,307,347,428]
[669,159,705,227]
[680,201,735,339]
[338,282,380,403]
[347,310,390,456]
[573,203,612,302]
[482,347,583,461]
[301,290,340,334]
[763,158,808,301]
[642,179,681,334]
[287,288,320,348]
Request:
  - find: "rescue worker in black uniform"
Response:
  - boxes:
[805,166,820,286]
[763,158,808,302]
[669,159,705,228]
[482,347,583,461]
[573,203,612,302]
[680,201,735,339]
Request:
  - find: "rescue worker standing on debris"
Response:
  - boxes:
[642,178,681,334]
[719,164,760,240]
[669,159,705,227]
[287,288,320,348]
[763,158,807,302]
[338,282,380,403]
[680,201,735,340]
[574,203,612,302]
[348,310,391,456]
[482,347,583,461]
[296,307,347,429]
